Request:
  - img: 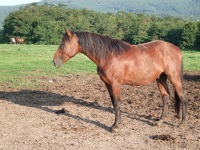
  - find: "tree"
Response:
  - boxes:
[124,14,151,44]
[195,22,200,50]
[180,22,199,49]
[0,29,4,43]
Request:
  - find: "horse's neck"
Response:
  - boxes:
[81,50,107,68]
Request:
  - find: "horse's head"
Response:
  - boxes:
[53,29,80,68]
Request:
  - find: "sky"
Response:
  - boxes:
[0,0,41,6]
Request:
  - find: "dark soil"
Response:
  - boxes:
[0,71,199,149]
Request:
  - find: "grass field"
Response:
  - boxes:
[0,44,199,88]
[0,44,96,88]
[183,50,200,71]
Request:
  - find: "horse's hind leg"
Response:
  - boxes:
[156,73,170,126]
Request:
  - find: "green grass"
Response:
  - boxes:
[0,44,96,88]
[182,50,200,71]
[0,44,199,89]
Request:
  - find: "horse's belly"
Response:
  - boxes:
[122,68,162,86]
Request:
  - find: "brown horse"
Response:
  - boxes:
[15,37,25,44]
[53,30,187,132]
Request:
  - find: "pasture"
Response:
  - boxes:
[0,44,199,87]
[0,44,199,149]
[0,44,96,88]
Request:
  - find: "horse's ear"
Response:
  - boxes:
[66,29,72,37]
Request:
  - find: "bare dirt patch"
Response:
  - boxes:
[0,71,199,150]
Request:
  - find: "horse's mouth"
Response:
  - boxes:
[53,58,62,68]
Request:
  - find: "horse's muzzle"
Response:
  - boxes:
[53,58,62,68]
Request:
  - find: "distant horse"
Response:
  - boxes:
[10,38,16,44]
[15,37,25,44]
[53,30,187,132]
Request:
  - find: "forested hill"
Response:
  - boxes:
[40,0,200,18]
[2,4,200,49]
[0,0,200,27]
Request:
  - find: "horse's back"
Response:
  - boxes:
[135,40,182,67]
[137,40,181,54]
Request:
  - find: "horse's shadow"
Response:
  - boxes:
[184,73,200,81]
[0,90,156,132]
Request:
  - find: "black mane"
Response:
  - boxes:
[64,31,131,59]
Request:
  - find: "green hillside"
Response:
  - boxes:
[0,0,200,28]
[40,0,200,18]
[0,5,25,28]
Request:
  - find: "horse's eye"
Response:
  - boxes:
[60,43,65,50]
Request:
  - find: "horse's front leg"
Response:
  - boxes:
[105,82,122,132]
[111,95,121,132]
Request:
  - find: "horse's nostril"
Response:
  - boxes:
[52,60,56,66]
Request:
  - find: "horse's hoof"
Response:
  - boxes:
[111,126,119,133]
[55,108,66,114]
[156,120,163,127]
[178,121,187,128]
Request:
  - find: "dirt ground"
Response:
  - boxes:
[0,71,199,150]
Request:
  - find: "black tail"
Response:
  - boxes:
[174,91,181,115]
[174,57,183,117]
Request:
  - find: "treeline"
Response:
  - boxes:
[1,3,200,50]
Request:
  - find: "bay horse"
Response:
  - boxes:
[53,30,187,132]
[15,37,25,44]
